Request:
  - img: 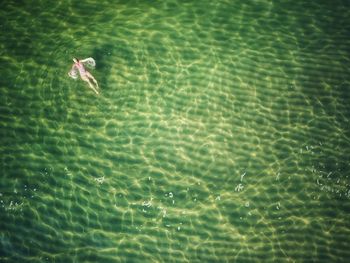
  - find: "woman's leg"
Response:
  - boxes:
[86,71,99,89]
[82,76,99,95]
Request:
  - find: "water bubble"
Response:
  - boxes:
[94,176,105,184]
[240,172,246,182]
[235,184,244,192]
[142,200,152,207]
[276,173,280,181]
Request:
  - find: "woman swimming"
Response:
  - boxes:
[68,57,100,95]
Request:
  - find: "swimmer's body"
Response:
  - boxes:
[68,57,99,95]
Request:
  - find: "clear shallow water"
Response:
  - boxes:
[1,0,350,262]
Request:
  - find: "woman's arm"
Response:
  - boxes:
[81,57,96,68]
[68,65,78,79]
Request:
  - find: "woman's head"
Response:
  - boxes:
[73,57,79,63]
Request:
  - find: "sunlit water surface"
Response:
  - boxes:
[1,0,350,262]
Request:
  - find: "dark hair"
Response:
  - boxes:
[74,57,79,61]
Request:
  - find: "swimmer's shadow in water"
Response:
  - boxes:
[91,44,115,91]
[92,42,138,92]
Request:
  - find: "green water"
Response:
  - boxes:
[1,0,350,262]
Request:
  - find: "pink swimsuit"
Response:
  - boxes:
[75,62,87,77]
[68,58,96,80]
